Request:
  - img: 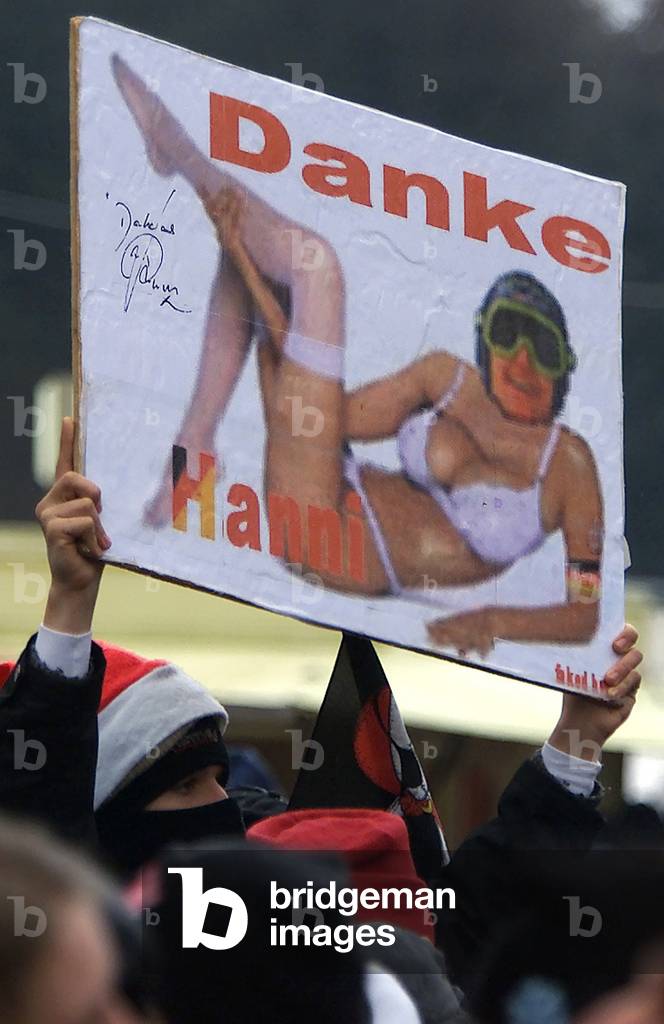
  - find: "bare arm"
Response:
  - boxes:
[487,601,597,645]
[491,433,604,641]
[202,187,289,356]
[345,351,461,441]
[496,434,603,643]
[428,599,600,657]
[37,419,109,635]
[222,205,463,444]
[234,248,462,442]
[229,241,289,352]
[428,433,604,653]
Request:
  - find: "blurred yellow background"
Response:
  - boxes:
[2,522,662,756]
[5,522,664,845]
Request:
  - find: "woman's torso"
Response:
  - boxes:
[397,362,564,567]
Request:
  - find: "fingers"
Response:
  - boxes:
[200,186,225,223]
[460,638,493,658]
[37,470,102,517]
[426,621,446,646]
[41,497,111,552]
[426,622,493,658]
[458,641,493,658]
[604,647,644,698]
[55,417,75,480]
[54,516,105,560]
[470,632,492,657]
[621,670,641,698]
[606,669,641,709]
[612,623,638,655]
[36,422,104,525]
[200,186,242,246]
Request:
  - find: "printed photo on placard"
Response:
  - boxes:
[72,16,626,694]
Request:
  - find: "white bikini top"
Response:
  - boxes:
[396,364,561,567]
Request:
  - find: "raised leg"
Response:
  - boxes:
[143,253,254,526]
[113,58,389,590]
[112,55,317,288]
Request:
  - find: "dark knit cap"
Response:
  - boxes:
[104,717,229,815]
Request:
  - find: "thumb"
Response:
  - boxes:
[55,417,75,479]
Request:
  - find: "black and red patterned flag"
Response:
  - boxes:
[288,633,449,883]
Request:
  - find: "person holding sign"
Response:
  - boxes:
[0,420,245,879]
[113,57,604,658]
[0,410,642,1020]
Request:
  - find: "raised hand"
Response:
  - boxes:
[426,607,496,658]
[35,418,111,632]
[200,186,246,256]
[548,624,643,758]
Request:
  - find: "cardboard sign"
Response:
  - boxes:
[71,17,626,694]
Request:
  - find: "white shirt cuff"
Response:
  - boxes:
[35,625,92,680]
[541,741,601,798]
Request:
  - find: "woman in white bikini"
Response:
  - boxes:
[113,56,603,657]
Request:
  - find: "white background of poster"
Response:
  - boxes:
[74,17,626,692]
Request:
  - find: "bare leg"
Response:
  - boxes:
[113,63,347,519]
[143,253,254,526]
[112,55,315,288]
[115,59,483,594]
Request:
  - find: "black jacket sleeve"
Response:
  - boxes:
[0,634,106,849]
[437,754,605,994]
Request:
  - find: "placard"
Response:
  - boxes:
[72,17,626,693]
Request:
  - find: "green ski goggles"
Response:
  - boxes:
[481,298,574,380]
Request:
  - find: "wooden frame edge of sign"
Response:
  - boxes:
[69,17,83,472]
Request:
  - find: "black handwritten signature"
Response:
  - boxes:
[106,189,191,314]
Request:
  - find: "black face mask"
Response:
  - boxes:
[96,797,246,879]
